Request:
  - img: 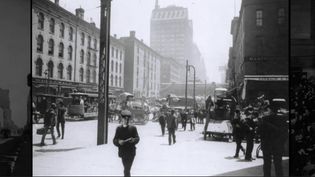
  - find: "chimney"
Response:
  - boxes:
[130,31,135,38]
[54,0,59,5]
[75,8,85,20]
[114,34,117,38]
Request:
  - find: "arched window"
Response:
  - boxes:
[58,42,64,58]
[47,61,54,78]
[69,27,73,41]
[38,12,44,30]
[68,46,72,60]
[49,18,55,33]
[93,53,97,66]
[111,60,114,72]
[94,39,97,49]
[110,75,113,86]
[81,32,85,45]
[87,52,91,65]
[60,23,65,38]
[86,69,90,83]
[119,76,122,87]
[48,39,54,55]
[93,70,96,83]
[115,62,118,73]
[119,63,122,74]
[88,36,91,48]
[115,76,117,86]
[80,50,84,64]
[67,65,72,80]
[37,35,43,52]
[35,58,43,76]
[79,68,84,82]
[58,63,64,79]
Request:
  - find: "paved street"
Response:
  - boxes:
[33,119,288,176]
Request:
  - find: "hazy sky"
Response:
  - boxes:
[58,0,241,83]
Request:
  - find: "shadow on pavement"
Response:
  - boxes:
[224,156,236,160]
[35,147,83,153]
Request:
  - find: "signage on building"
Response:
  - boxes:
[244,56,268,62]
[244,75,288,81]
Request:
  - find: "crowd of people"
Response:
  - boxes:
[291,74,315,176]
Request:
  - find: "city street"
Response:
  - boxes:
[33,119,288,176]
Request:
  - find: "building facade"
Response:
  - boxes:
[120,31,161,98]
[227,0,289,102]
[160,57,185,84]
[32,0,125,96]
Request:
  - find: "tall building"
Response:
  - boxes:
[160,57,185,84]
[150,1,193,66]
[227,0,289,102]
[32,0,125,96]
[120,31,161,98]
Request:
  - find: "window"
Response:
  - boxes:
[67,65,72,80]
[256,10,263,26]
[69,27,73,41]
[58,63,64,79]
[115,76,117,86]
[278,8,285,24]
[87,52,91,65]
[38,12,44,30]
[93,53,97,66]
[80,50,84,64]
[94,39,97,49]
[115,62,118,73]
[119,51,122,60]
[48,39,54,55]
[37,35,43,52]
[79,68,84,82]
[47,61,54,78]
[110,75,113,86]
[115,49,118,58]
[58,42,64,58]
[119,63,122,74]
[35,58,43,76]
[68,46,73,60]
[93,70,96,83]
[88,36,91,48]
[119,76,121,87]
[60,23,64,38]
[86,69,90,83]
[49,18,55,33]
[111,60,114,72]
[81,32,85,45]
[111,47,114,57]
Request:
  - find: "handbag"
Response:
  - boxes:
[36,127,51,135]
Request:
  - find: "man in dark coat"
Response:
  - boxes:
[167,109,177,145]
[40,103,57,146]
[158,113,166,136]
[113,110,140,177]
[56,101,67,139]
[231,109,245,158]
[260,103,288,177]
[244,106,256,161]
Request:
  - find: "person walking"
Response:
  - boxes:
[260,103,288,177]
[40,103,57,146]
[167,110,177,145]
[191,111,196,131]
[182,111,188,131]
[56,101,66,139]
[158,113,166,136]
[231,109,245,158]
[244,106,256,161]
[113,110,140,177]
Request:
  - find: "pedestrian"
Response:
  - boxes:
[113,110,140,177]
[260,103,288,177]
[231,109,245,158]
[167,109,176,145]
[191,111,196,131]
[158,113,166,136]
[40,103,57,146]
[182,111,188,131]
[56,101,66,139]
[244,105,256,161]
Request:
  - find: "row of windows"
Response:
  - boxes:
[110,75,123,87]
[37,12,97,49]
[36,35,72,59]
[110,60,123,74]
[153,10,186,19]
[255,8,285,27]
[111,46,123,60]
[79,49,97,66]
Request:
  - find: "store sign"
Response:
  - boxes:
[244,75,288,81]
[244,56,268,62]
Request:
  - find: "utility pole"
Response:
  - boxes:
[204,80,207,100]
[185,60,188,111]
[97,0,111,145]
[188,65,196,112]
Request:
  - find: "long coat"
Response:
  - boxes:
[113,125,140,158]
[167,114,177,129]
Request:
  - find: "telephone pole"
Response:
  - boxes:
[97,0,111,145]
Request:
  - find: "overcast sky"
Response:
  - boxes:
[58,0,241,83]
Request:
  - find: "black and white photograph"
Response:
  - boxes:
[30,0,291,176]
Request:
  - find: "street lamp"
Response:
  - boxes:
[185,60,196,112]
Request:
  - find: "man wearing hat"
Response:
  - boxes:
[40,103,57,146]
[231,108,245,158]
[113,110,140,177]
[56,101,67,139]
[244,105,256,161]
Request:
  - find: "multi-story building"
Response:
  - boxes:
[150,0,193,66]
[160,57,185,84]
[32,0,125,96]
[227,0,289,102]
[120,31,161,98]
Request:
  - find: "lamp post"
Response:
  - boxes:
[185,60,196,112]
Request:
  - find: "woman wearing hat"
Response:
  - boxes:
[113,110,140,177]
